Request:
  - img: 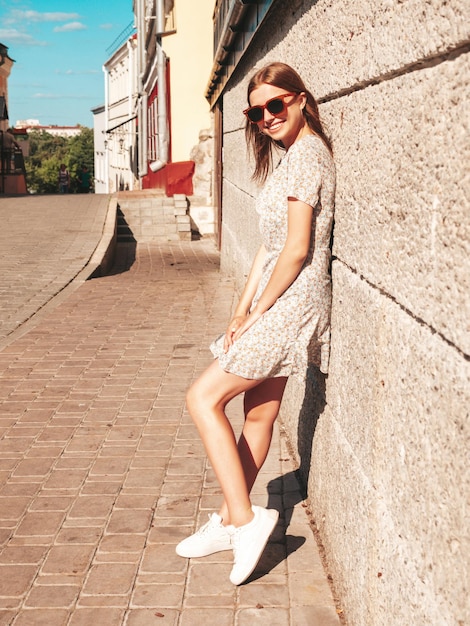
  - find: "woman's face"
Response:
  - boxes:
[248,83,307,149]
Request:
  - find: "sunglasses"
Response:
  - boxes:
[243,92,297,123]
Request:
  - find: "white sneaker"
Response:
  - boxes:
[176,513,234,558]
[229,505,279,585]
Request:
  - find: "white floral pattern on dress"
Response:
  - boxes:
[211,134,336,379]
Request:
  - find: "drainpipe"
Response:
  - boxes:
[136,0,147,178]
[149,0,169,173]
[103,64,110,194]
[127,38,134,190]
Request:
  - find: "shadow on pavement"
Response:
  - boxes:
[94,207,137,277]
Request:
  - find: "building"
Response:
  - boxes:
[91,105,106,194]
[101,32,139,193]
[0,42,27,194]
[206,2,469,626]
[14,120,83,138]
[0,42,14,134]
[94,0,215,233]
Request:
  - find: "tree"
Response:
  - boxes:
[32,156,64,194]
[67,127,94,193]
[24,128,94,194]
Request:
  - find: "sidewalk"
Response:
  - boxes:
[0,194,341,625]
[0,194,113,347]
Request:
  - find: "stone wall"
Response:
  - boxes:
[218,2,469,625]
[188,128,216,235]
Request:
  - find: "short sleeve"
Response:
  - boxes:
[285,138,323,208]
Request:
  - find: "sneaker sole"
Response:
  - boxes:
[176,543,232,558]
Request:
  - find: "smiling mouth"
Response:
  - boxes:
[265,120,283,131]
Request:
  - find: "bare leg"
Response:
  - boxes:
[217,376,288,524]
[182,363,286,583]
[186,360,262,527]
[186,359,287,527]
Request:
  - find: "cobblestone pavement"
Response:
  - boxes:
[0,194,341,625]
[0,194,111,345]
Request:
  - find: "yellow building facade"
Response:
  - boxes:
[162,0,214,163]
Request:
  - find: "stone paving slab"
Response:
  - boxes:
[0,197,342,625]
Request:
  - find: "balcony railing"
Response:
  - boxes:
[207,0,275,105]
[106,21,137,57]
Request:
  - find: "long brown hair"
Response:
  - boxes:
[245,62,332,183]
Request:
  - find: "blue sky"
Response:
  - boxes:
[0,0,134,127]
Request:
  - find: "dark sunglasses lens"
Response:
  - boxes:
[247,107,263,122]
[266,98,285,115]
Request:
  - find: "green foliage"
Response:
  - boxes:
[33,157,64,194]
[24,128,94,194]
[67,127,94,192]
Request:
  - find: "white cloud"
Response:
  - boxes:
[0,28,47,46]
[11,10,81,22]
[33,93,93,100]
[55,69,100,76]
[53,22,87,33]
[99,23,114,30]
[33,93,63,99]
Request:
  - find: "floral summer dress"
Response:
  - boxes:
[211,134,336,379]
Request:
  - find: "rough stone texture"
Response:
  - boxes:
[219,180,260,292]
[245,0,469,100]
[189,128,214,203]
[217,1,469,625]
[314,263,469,626]
[179,151,217,236]
[327,54,469,353]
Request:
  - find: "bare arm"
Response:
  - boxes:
[224,244,267,351]
[234,244,267,317]
[231,197,313,342]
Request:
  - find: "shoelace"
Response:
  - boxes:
[231,527,242,556]
[196,515,217,536]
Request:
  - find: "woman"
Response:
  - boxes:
[176,62,335,585]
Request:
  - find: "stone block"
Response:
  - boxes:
[174,207,188,216]
[220,183,260,293]
[309,262,469,626]
[188,204,215,235]
[327,54,469,353]
[154,225,167,237]
[220,129,261,199]
[222,0,468,123]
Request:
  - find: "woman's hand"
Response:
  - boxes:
[223,315,246,352]
[222,244,267,353]
[223,309,264,353]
